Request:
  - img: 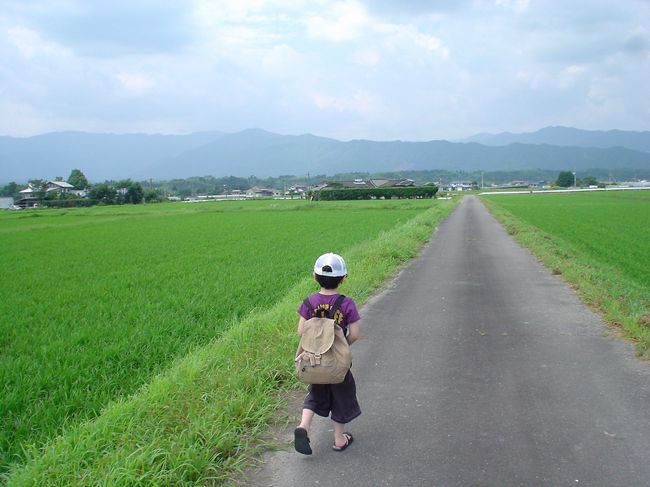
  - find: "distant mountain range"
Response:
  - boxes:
[459,126,650,153]
[1,126,649,183]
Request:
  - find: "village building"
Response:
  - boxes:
[14,180,79,208]
[313,178,415,191]
[338,179,374,189]
[369,178,415,188]
[16,185,39,208]
[317,178,416,190]
[443,181,476,191]
[245,186,281,198]
[45,180,74,193]
[287,184,309,195]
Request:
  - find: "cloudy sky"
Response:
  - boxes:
[1,0,648,140]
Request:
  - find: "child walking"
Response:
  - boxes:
[294,253,362,455]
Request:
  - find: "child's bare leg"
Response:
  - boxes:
[295,409,315,455]
[298,408,315,432]
[333,421,348,448]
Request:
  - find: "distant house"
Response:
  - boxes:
[311,182,330,192]
[338,179,374,189]
[616,180,650,188]
[444,181,476,191]
[45,180,74,193]
[245,186,280,198]
[319,178,416,190]
[507,180,530,188]
[370,178,415,188]
[288,184,308,193]
[13,181,77,208]
[16,185,38,208]
[528,181,547,188]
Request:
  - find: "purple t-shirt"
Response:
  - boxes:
[297,293,361,332]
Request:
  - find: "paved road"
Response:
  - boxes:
[250,195,650,486]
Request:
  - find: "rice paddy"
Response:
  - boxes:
[0,198,448,475]
[483,191,650,289]
[482,190,650,357]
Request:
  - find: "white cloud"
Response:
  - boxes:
[304,1,449,59]
[114,73,155,96]
[6,25,70,58]
[0,1,647,140]
[194,0,268,21]
[587,84,607,105]
[0,100,50,136]
[377,22,449,59]
[353,48,380,67]
[192,0,298,42]
[494,0,530,13]
[306,1,370,42]
[311,90,383,117]
[557,64,587,88]
[261,44,305,78]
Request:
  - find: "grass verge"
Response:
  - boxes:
[482,197,650,359]
[5,200,457,486]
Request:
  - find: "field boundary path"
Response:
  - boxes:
[248,195,650,486]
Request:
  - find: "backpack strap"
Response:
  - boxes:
[302,294,346,319]
[302,298,315,317]
[329,294,346,319]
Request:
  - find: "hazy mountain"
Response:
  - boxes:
[0,131,224,182]
[149,129,650,179]
[1,128,649,183]
[461,126,650,153]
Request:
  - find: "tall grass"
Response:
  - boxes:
[2,199,458,484]
[482,191,650,357]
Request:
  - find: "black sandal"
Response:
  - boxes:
[332,432,354,451]
[294,427,312,455]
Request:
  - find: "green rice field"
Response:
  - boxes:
[483,190,650,355]
[0,199,447,476]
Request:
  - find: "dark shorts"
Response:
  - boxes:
[303,369,361,424]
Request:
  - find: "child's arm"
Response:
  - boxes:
[346,320,360,345]
[297,316,306,336]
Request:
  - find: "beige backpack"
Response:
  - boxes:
[295,295,352,384]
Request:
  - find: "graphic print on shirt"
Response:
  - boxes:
[311,303,344,326]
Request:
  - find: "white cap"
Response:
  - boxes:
[313,253,348,277]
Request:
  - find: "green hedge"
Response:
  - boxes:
[315,186,438,201]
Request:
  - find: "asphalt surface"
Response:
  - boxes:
[249,195,650,487]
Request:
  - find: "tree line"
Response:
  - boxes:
[0,169,166,207]
[554,171,605,188]
[0,167,635,208]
